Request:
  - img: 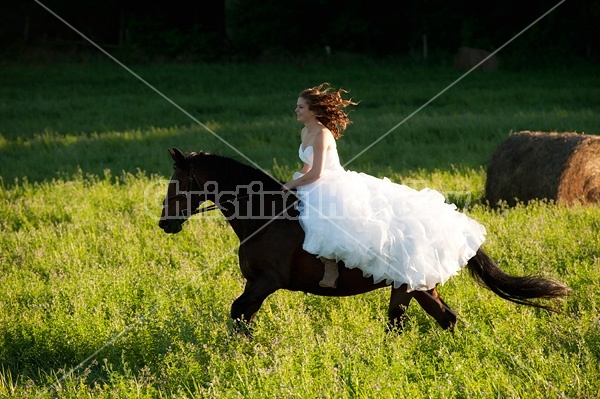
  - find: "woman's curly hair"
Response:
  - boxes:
[299,82,358,139]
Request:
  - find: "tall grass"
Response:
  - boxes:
[0,59,599,398]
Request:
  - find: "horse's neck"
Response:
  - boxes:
[214,177,292,242]
[206,165,260,240]
[218,201,267,242]
[201,155,289,240]
[213,164,279,194]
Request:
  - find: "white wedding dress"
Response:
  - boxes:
[293,144,486,291]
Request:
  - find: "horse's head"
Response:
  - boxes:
[159,148,208,234]
[159,147,299,238]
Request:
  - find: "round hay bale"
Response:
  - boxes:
[485,131,600,206]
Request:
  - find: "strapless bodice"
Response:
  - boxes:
[299,144,344,172]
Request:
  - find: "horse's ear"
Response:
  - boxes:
[168,147,187,166]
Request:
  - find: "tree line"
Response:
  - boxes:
[2,0,598,63]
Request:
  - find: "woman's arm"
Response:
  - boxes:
[299,163,310,174]
[284,129,328,190]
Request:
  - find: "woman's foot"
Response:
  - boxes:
[319,257,339,288]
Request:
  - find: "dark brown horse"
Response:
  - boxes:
[158,147,569,334]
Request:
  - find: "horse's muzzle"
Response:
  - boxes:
[158,218,183,234]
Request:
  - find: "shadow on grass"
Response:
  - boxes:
[0,121,492,193]
[0,123,292,186]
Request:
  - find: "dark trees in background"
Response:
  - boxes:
[1,0,227,61]
[1,0,598,62]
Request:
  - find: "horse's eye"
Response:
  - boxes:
[173,164,177,170]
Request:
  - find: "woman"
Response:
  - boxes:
[283,83,486,290]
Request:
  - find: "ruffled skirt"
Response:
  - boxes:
[296,169,486,291]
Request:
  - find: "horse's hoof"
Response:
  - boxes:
[229,319,253,339]
[387,315,410,334]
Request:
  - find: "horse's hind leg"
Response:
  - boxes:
[413,287,457,331]
[387,284,415,332]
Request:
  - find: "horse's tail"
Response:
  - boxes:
[467,249,570,312]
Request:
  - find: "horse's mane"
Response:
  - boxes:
[188,151,284,191]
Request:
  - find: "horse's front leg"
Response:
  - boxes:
[230,279,279,337]
[387,284,415,332]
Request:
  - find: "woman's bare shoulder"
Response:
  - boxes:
[306,127,332,151]
[319,126,335,145]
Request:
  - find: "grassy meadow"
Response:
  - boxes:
[1,58,599,398]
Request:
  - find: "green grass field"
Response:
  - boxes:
[1,58,599,398]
